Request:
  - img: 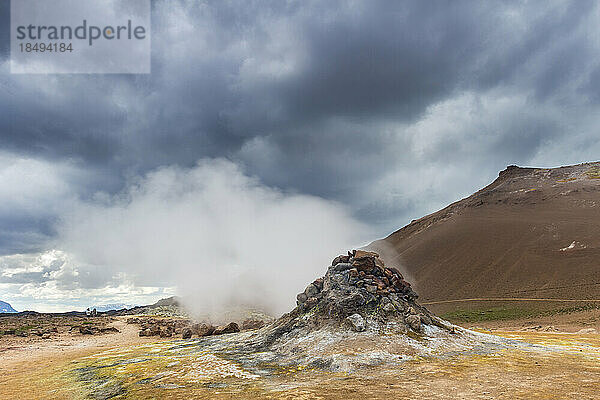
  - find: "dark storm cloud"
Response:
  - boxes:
[1,0,600,254]
[0,1,8,59]
[0,215,56,254]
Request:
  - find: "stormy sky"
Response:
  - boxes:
[1,0,600,312]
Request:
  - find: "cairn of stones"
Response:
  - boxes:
[288,250,450,334]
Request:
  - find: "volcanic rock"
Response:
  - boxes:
[139,328,151,337]
[149,325,161,336]
[79,326,95,335]
[241,319,265,330]
[264,249,448,343]
[405,315,422,333]
[193,323,215,336]
[353,250,379,259]
[366,284,378,294]
[331,255,350,266]
[213,322,240,335]
[382,303,396,313]
[159,329,172,338]
[346,314,366,332]
[182,328,193,339]
[296,293,308,304]
[304,283,319,298]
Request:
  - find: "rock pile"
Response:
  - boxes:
[265,249,452,340]
[3,326,59,338]
[128,317,191,338]
[190,322,241,337]
[297,250,417,308]
[128,317,246,339]
[78,325,120,335]
[241,319,266,330]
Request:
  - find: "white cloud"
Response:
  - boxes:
[0,154,80,215]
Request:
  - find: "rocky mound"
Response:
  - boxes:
[252,250,453,352]
[127,316,267,338]
[128,251,500,374]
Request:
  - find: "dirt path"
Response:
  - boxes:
[422,297,600,305]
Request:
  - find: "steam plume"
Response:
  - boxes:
[58,159,369,317]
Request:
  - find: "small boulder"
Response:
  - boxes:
[195,323,216,336]
[353,250,379,259]
[79,326,95,335]
[212,322,240,335]
[330,262,353,272]
[405,315,422,332]
[304,296,318,309]
[149,325,161,336]
[182,328,193,339]
[241,319,265,330]
[420,314,432,326]
[346,314,366,332]
[365,285,377,294]
[304,283,319,298]
[337,292,366,313]
[296,292,308,304]
[382,303,396,313]
[159,329,172,338]
[352,258,375,271]
[391,299,405,312]
[388,267,404,280]
[312,277,324,291]
[332,255,350,266]
[139,328,151,337]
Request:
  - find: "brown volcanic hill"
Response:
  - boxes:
[370,162,600,306]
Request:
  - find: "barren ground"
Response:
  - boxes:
[1,311,600,399]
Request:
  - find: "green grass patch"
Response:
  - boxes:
[441,303,600,323]
[441,307,537,323]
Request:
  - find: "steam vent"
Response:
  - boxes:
[262,250,453,347]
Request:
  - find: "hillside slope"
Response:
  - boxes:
[370,162,600,304]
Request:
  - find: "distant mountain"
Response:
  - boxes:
[153,296,181,307]
[0,301,17,313]
[90,303,135,312]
